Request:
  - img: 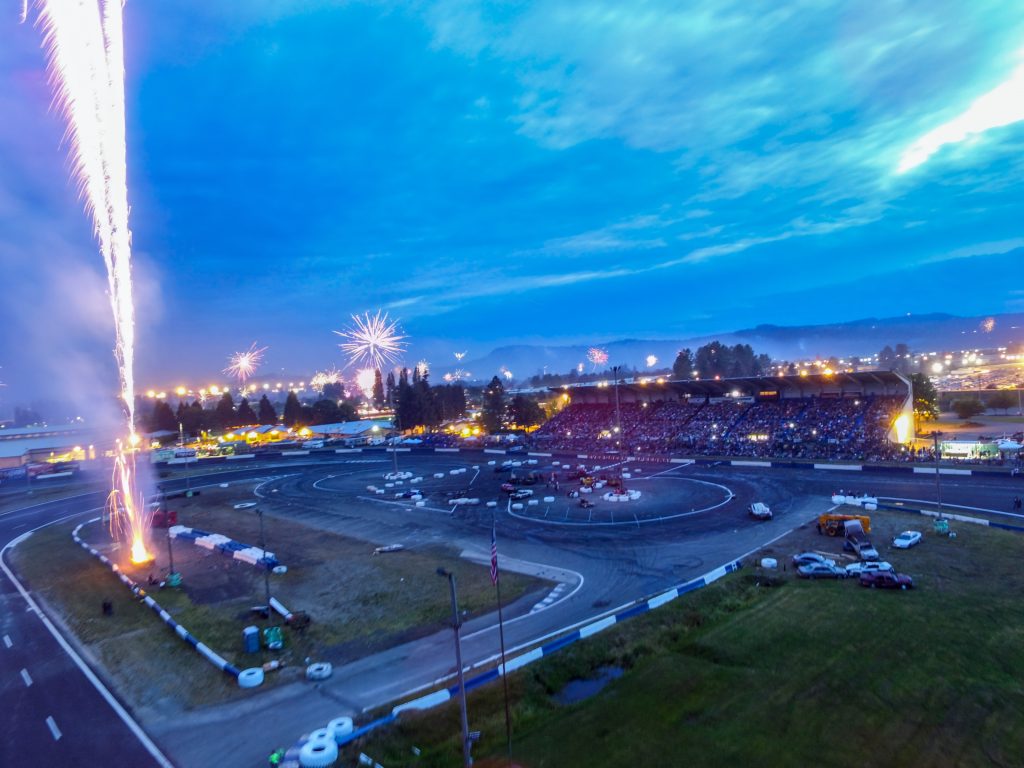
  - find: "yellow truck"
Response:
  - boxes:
[817,513,871,536]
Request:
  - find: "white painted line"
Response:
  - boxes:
[46,716,62,741]
[2,634,11,648]
[1,512,175,768]
[20,668,32,686]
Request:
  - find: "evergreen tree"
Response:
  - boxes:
[311,399,342,425]
[372,369,385,410]
[237,397,257,424]
[283,391,303,427]
[258,395,278,425]
[385,371,396,406]
[672,348,694,379]
[910,373,938,423]
[510,395,544,428]
[322,382,343,401]
[214,392,236,429]
[481,376,506,434]
[151,400,178,432]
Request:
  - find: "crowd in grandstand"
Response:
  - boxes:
[530,395,910,462]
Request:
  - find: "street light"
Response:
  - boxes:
[437,567,473,767]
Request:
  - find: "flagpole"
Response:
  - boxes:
[492,519,513,763]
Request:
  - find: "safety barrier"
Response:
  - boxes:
[71,521,243,681]
[168,525,280,570]
[283,557,743,758]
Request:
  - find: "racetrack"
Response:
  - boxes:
[2,450,1021,767]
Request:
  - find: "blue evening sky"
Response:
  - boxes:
[1,1,1023,395]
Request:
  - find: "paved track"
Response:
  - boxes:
[2,453,1021,767]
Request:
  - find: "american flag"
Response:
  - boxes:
[490,523,499,586]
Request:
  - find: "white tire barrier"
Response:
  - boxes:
[527,499,539,506]
[580,487,592,494]
[760,558,778,569]
[864,503,877,511]
[415,501,426,507]
[412,476,423,483]
[272,565,288,575]
[233,502,257,509]
[487,460,496,466]
[385,483,394,488]
[328,717,354,742]
[306,662,333,681]
[486,501,497,508]
[434,473,445,479]
[375,489,385,495]
[411,494,422,501]
[511,503,524,511]
[543,496,555,503]
[622,473,631,479]
[472,465,479,470]
[238,668,265,688]
[299,736,339,767]
[367,486,377,492]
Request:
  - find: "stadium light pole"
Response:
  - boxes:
[932,431,944,520]
[437,567,473,767]
[612,365,622,449]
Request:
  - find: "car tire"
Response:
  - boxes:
[900,584,907,591]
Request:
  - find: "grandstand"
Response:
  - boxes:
[532,371,913,461]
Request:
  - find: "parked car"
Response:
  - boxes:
[797,562,848,579]
[792,552,837,568]
[859,571,914,590]
[510,489,534,500]
[749,502,772,520]
[397,489,422,499]
[500,483,516,493]
[892,531,923,549]
[844,560,895,576]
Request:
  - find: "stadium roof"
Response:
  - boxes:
[552,370,910,399]
[308,419,393,437]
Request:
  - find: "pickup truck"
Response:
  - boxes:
[844,519,879,561]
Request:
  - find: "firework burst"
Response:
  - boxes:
[416,359,430,377]
[355,368,376,398]
[335,310,407,370]
[224,343,267,384]
[453,351,466,361]
[587,347,609,368]
[500,366,514,382]
[646,355,658,368]
[310,368,343,394]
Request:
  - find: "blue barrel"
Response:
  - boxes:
[243,625,260,654]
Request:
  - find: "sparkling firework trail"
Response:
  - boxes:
[335,311,407,370]
[587,347,609,368]
[454,351,466,361]
[500,366,514,381]
[356,368,376,398]
[224,343,267,384]
[32,0,149,562]
[416,360,430,377]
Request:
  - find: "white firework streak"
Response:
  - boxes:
[224,343,267,384]
[34,0,148,561]
[335,310,407,369]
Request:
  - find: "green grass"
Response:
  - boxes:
[357,511,1024,768]
[11,501,546,713]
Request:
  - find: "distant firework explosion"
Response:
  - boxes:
[335,311,407,370]
[416,360,430,377]
[588,347,609,368]
[356,368,376,399]
[31,0,149,562]
[501,366,514,381]
[224,343,267,384]
[646,355,658,368]
[454,351,466,361]
[310,368,342,393]
[981,317,996,333]
[577,362,585,374]
[444,369,471,383]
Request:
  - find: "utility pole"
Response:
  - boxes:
[257,507,271,616]
[932,431,944,520]
[437,567,473,767]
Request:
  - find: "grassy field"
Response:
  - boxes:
[357,508,1024,768]
[11,493,546,715]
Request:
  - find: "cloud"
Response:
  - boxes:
[928,237,1024,263]
[898,59,1024,174]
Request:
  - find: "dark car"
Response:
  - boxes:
[859,571,914,590]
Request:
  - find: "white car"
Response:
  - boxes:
[844,560,895,576]
[892,531,923,549]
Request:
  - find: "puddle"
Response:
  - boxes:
[554,666,624,705]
